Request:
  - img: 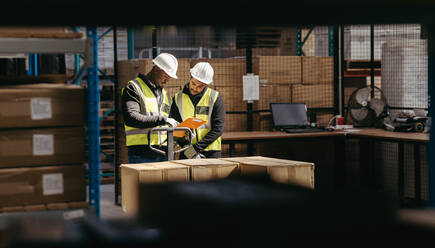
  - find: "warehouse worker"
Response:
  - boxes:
[169,62,226,159]
[121,53,180,163]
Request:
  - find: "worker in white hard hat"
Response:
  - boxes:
[121,53,180,163]
[169,62,226,159]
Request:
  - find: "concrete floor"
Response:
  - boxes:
[99,183,126,220]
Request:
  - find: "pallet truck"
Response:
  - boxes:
[147,126,195,161]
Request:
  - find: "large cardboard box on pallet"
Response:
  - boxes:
[0,164,86,208]
[220,156,315,189]
[121,162,190,215]
[0,127,85,168]
[0,83,85,128]
[172,158,239,181]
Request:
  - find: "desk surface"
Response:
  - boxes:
[345,128,429,143]
[222,128,429,143]
[222,130,342,141]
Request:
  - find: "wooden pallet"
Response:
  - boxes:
[0,201,89,213]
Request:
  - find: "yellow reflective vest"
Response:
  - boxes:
[174,87,221,151]
[122,77,171,147]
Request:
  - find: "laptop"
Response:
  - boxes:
[270,103,324,133]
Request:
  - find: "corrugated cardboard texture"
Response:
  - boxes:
[291,83,334,108]
[121,162,189,215]
[253,56,302,84]
[118,58,190,89]
[118,59,153,89]
[0,164,86,208]
[190,58,246,87]
[0,83,85,128]
[172,158,239,181]
[253,112,273,131]
[220,156,315,189]
[224,113,247,132]
[302,56,334,84]
[253,84,291,111]
[0,127,85,168]
[168,58,191,87]
[214,86,245,112]
[166,85,183,99]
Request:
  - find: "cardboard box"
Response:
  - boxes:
[0,127,85,168]
[224,113,247,132]
[291,83,334,108]
[0,83,85,128]
[121,162,189,215]
[118,59,153,88]
[302,56,334,84]
[190,58,246,87]
[214,86,245,112]
[253,84,291,111]
[0,164,86,208]
[172,158,239,181]
[253,56,302,84]
[220,156,315,189]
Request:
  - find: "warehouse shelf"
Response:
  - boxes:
[0,28,101,218]
[0,37,88,54]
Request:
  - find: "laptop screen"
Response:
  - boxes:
[270,103,309,128]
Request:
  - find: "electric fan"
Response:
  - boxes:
[346,86,389,127]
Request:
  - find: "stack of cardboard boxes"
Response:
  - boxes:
[0,83,87,212]
[121,156,314,215]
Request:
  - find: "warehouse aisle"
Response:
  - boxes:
[99,183,125,220]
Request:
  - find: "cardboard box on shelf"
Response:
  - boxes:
[252,56,302,84]
[121,162,189,215]
[0,83,85,128]
[172,158,239,181]
[291,83,334,108]
[190,58,246,87]
[302,56,334,84]
[0,164,86,208]
[0,127,85,168]
[220,156,315,189]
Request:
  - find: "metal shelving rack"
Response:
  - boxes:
[0,27,101,218]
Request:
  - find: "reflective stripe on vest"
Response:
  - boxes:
[175,87,221,151]
[122,77,170,146]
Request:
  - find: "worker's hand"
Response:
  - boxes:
[186,129,196,140]
[184,145,198,159]
[166,117,179,127]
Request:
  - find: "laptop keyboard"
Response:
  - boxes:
[283,128,325,133]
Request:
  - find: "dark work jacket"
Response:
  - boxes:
[121,73,169,158]
[169,83,226,158]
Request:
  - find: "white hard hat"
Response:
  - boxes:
[190,62,214,85]
[152,53,178,79]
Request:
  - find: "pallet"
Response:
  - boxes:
[0,201,89,213]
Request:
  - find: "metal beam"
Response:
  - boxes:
[86,27,101,218]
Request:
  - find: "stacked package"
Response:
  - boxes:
[121,156,314,215]
[0,83,87,211]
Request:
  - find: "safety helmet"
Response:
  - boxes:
[190,62,214,85]
[152,53,178,79]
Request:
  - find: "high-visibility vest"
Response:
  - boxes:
[121,77,171,147]
[174,87,221,151]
